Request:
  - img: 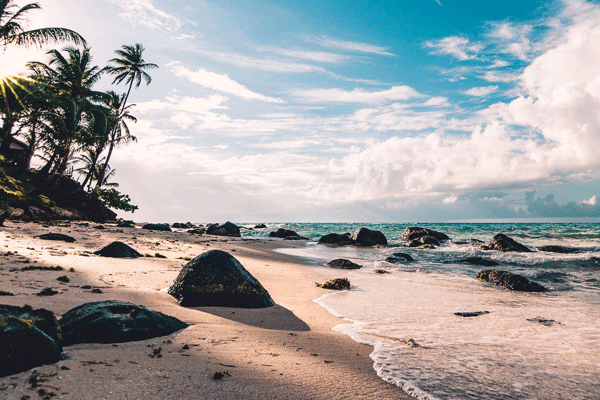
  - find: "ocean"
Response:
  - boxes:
[242,223,600,400]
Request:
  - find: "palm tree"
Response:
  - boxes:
[0,0,85,49]
[95,44,156,188]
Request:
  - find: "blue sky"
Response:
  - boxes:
[5,0,600,222]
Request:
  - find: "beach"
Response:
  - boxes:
[0,221,410,400]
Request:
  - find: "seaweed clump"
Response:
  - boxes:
[316,278,351,290]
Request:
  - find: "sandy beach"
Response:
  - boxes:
[0,220,410,400]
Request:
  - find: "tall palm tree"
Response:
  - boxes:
[0,0,85,49]
[95,44,156,188]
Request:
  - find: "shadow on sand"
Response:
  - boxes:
[192,304,310,331]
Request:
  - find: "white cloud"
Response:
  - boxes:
[168,62,284,103]
[424,97,450,107]
[434,0,443,6]
[488,22,533,60]
[425,36,483,60]
[292,86,420,104]
[583,195,598,206]
[443,195,458,204]
[109,0,185,32]
[198,50,326,73]
[463,86,499,97]
[308,36,395,56]
[258,47,349,63]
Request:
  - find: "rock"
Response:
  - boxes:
[142,223,172,232]
[117,220,135,228]
[269,228,300,239]
[527,317,555,326]
[454,311,490,317]
[481,234,531,252]
[36,288,59,296]
[316,278,350,290]
[59,301,188,346]
[351,227,387,246]
[537,245,577,254]
[417,244,436,249]
[172,223,187,228]
[476,269,547,292]
[402,227,450,242]
[318,233,354,245]
[385,253,414,263]
[205,222,241,237]
[36,233,76,243]
[458,257,499,267]
[453,239,485,245]
[168,250,274,308]
[254,224,267,229]
[57,275,70,283]
[407,235,440,248]
[374,269,390,274]
[283,235,309,240]
[326,259,363,269]
[93,241,142,258]
[0,305,62,377]
[188,228,205,235]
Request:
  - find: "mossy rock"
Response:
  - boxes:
[168,250,274,308]
[59,301,188,346]
[0,305,62,377]
[317,278,351,290]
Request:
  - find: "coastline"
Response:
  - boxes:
[0,221,410,400]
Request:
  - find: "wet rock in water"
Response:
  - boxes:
[351,227,387,246]
[168,250,274,308]
[385,253,414,263]
[476,269,547,292]
[454,311,490,317]
[205,222,241,237]
[142,223,172,232]
[527,317,555,326]
[316,278,351,290]
[318,233,354,245]
[402,227,450,243]
[270,228,307,240]
[59,301,188,346]
[254,224,267,229]
[458,257,499,267]
[537,245,577,254]
[327,259,363,269]
[453,239,485,245]
[93,241,142,258]
[0,305,62,377]
[36,233,76,243]
[481,233,531,252]
[407,235,440,248]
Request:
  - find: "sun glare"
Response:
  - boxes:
[0,48,38,78]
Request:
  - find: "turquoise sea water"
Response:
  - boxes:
[240,223,600,399]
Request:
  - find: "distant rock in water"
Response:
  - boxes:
[318,233,354,245]
[59,301,188,346]
[142,223,172,232]
[402,227,450,242]
[36,233,76,243]
[385,253,414,263]
[270,228,301,239]
[351,227,387,246]
[407,235,440,248]
[458,257,499,267]
[168,250,274,308]
[476,269,547,292]
[93,241,142,258]
[0,305,62,377]
[254,224,267,229]
[205,222,241,237]
[537,245,577,254]
[482,234,531,252]
[327,259,363,269]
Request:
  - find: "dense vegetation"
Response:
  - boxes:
[0,0,156,218]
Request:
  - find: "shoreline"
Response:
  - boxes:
[0,221,411,399]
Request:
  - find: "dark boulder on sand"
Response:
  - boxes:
[206,222,241,237]
[351,227,387,246]
[482,234,531,252]
[93,241,142,258]
[36,233,76,243]
[327,259,363,269]
[0,305,62,377]
[117,220,135,228]
[142,223,172,232]
[59,301,188,346]
[402,227,449,242]
[385,252,414,263]
[476,269,547,292]
[168,250,274,308]
[318,233,354,245]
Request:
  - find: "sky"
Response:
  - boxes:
[4,0,600,222]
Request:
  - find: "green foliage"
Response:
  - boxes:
[91,187,138,213]
[316,277,351,290]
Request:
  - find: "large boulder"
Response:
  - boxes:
[351,227,387,246]
[59,301,187,346]
[142,223,172,232]
[93,241,142,258]
[327,259,363,269]
[205,222,241,237]
[269,228,300,239]
[36,233,76,243]
[407,235,440,248]
[168,250,274,308]
[318,233,354,245]
[482,234,531,252]
[402,227,450,242]
[0,305,62,377]
[476,269,547,292]
[385,252,414,263]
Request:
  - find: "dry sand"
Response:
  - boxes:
[0,221,411,399]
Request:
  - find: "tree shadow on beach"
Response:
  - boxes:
[191,304,311,331]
